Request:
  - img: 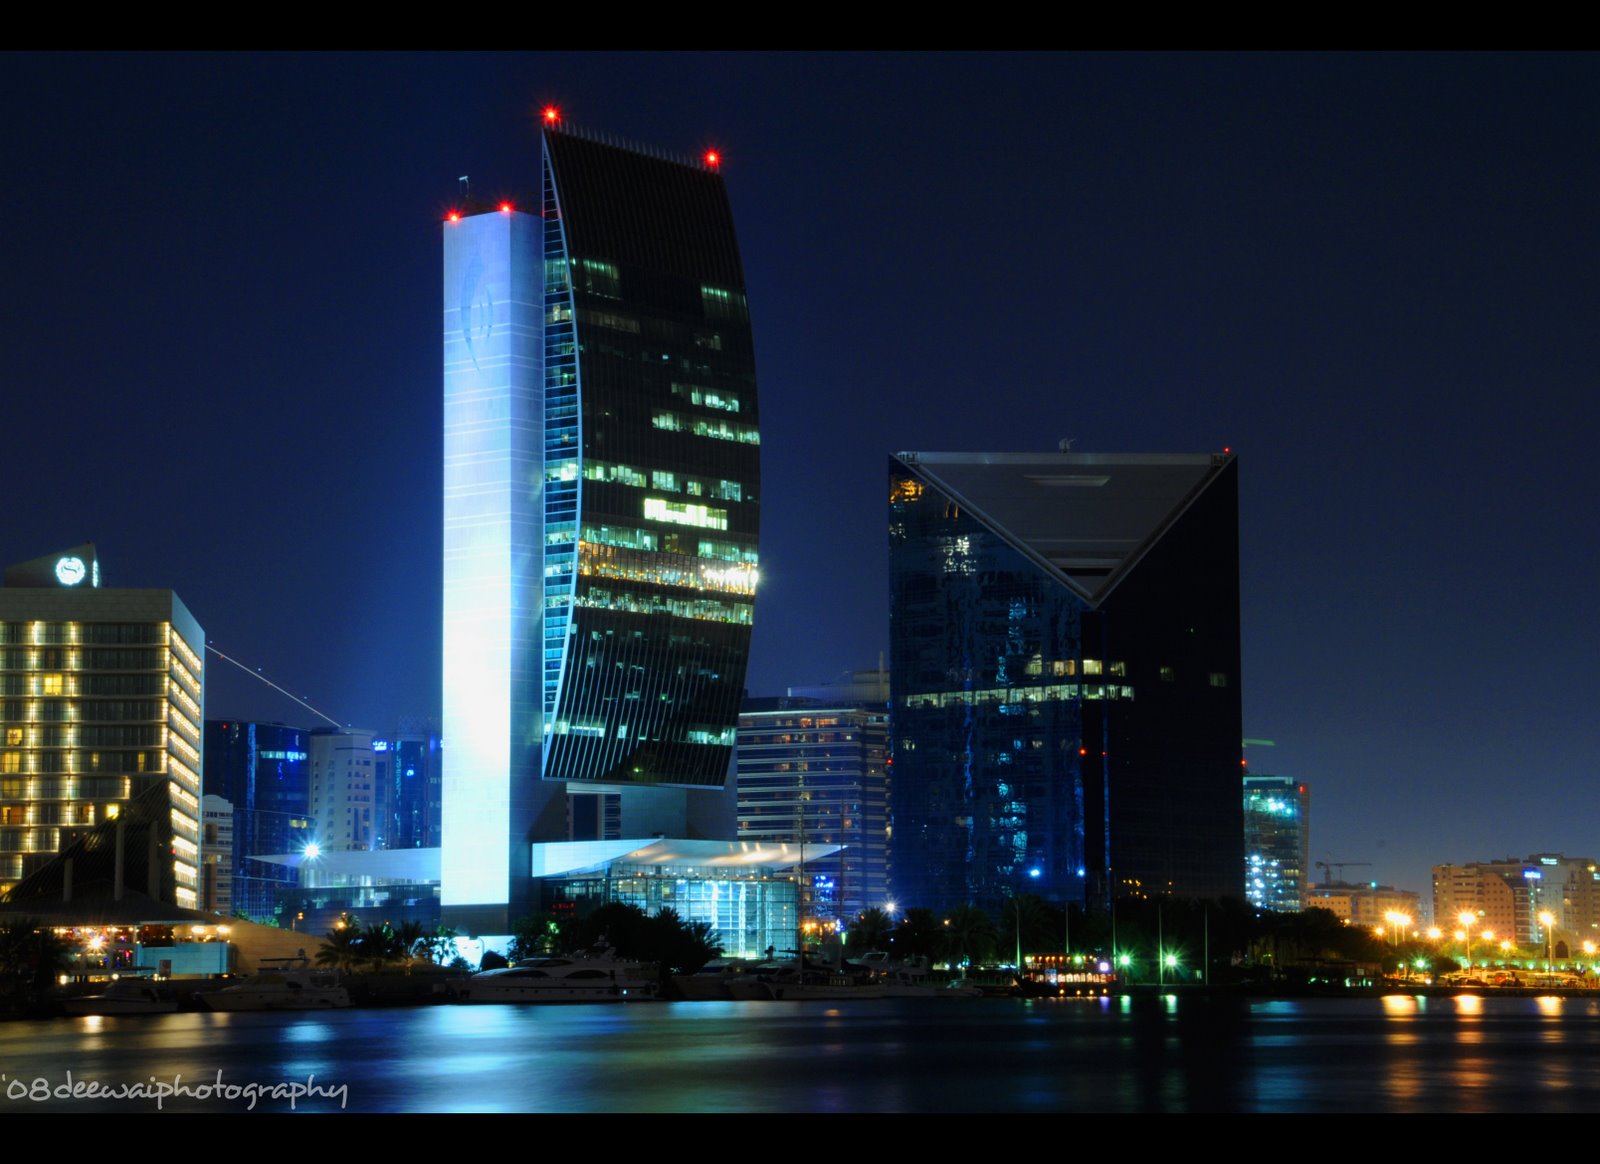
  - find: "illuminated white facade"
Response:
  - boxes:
[309,727,379,851]
[441,207,543,931]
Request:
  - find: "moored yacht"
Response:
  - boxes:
[451,949,659,1003]
[203,958,350,1012]
[62,977,179,1016]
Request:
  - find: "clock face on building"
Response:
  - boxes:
[55,556,86,586]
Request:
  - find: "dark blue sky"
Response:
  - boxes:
[2,53,1594,902]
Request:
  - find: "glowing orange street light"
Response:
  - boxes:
[1539,910,1558,971]
[1458,910,1481,971]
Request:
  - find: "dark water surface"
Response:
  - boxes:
[5,993,1600,1112]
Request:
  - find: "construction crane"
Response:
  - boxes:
[1316,860,1373,887]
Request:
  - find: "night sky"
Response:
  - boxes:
[2,53,1594,905]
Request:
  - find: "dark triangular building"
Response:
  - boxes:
[888,451,1243,914]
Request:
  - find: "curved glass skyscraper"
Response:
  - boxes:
[443,123,759,931]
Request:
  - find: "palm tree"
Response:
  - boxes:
[315,925,362,975]
[0,918,71,1014]
[999,894,1057,967]
[509,913,561,962]
[891,908,943,960]
[651,908,725,976]
[423,925,459,966]
[685,919,724,961]
[360,922,403,970]
[943,904,998,969]
[846,907,894,954]
[394,920,429,969]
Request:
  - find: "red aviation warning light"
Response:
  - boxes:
[542,105,561,127]
[703,149,721,170]
[446,211,461,223]
[499,201,514,214]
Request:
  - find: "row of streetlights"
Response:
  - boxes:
[1395,909,1578,973]
[1371,907,1587,976]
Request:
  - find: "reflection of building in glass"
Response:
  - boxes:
[0,544,205,908]
[888,452,1243,914]
[202,721,311,922]
[737,670,890,924]
[442,122,760,932]
[1432,854,1600,948]
[1243,775,1309,913]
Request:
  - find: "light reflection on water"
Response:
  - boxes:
[5,996,1600,1112]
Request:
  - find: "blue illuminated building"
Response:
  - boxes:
[376,722,441,851]
[202,721,311,923]
[1243,774,1309,913]
[442,120,760,932]
[737,669,892,925]
[888,451,1243,915]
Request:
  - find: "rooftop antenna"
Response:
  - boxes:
[459,175,470,199]
[1058,437,1077,452]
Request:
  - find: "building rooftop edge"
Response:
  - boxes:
[894,451,1232,466]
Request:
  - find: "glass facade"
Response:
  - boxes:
[541,130,760,789]
[737,699,890,925]
[547,863,796,961]
[1242,774,1309,913]
[0,581,205,909]
[202,720,311,923]
[888,453,1243,915]
[381,726,441,851]
[443,125,759,932]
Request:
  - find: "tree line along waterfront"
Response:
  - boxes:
[7,899,1598,1018]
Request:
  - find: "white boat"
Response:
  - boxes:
[883,972,984,999]
[63,978,178,1015]
[764,965,888,1000]
[672,958,755,1000]
[866,955,983,999]
[203,958,350,1012]
[451,950,659,1003]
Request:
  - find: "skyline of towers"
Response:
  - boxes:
[442,122,761,932]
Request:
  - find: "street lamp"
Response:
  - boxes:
[1384,911,1412,949]
[1012,898,1023,976]
[1539,910,1557,972]
[1458,910,1480,971]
